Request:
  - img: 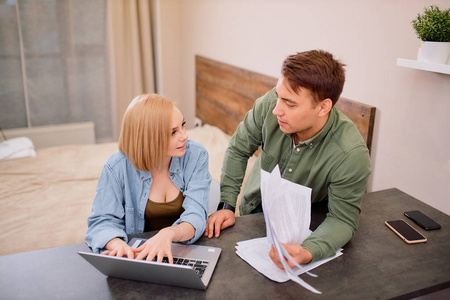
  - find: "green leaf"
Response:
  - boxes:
[411,5,450,42]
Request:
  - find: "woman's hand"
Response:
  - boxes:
[133,227,178,263]
[102,238,135,259]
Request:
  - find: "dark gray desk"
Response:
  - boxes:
[1,188,449,299]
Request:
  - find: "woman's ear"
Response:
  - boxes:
[318,98,332,116]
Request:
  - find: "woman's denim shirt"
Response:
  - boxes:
[85,139,211,253]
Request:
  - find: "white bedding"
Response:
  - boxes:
[0,124,255,256]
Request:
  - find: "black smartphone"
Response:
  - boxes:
[385,219,427,244]
[404,210,441,230]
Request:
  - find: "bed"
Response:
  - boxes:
[0,125,235,256]
[0,55,375,256]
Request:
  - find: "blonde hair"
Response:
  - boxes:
[118,94,174,171]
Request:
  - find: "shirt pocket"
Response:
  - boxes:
[124,205,135,234]
[259,148,275,172]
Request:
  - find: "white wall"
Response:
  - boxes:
[155,0,450,215]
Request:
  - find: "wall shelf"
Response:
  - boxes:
[397,58,450,75]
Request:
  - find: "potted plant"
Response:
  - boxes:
[412,5,450,64]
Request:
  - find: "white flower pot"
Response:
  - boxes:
[418,41,450,64]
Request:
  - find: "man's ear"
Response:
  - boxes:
[318,98,332,116]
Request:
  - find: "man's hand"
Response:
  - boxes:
[204,209,236,238]
[269,243,312,270]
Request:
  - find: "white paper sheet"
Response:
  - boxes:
[236,165,343,294]
[261,165,311,244]
[235,237,342,283]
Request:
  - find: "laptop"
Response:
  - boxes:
[78,238,221,290]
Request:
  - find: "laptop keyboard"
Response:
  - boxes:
[174,257,209,278]
[132,239,209,278]
[150,256,209,279]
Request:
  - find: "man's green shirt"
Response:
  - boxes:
[220,88,371,262]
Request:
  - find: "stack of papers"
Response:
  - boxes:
[235,238,343,287]
[235,166,343,294]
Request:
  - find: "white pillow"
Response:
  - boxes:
[0,137,37,161]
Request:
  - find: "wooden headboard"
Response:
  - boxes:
[195,55,376,153]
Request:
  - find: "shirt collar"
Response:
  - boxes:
[168,157,182,176]
[138,156,182,180]
[292,106,337,149]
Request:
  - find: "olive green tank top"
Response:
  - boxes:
[144,191,185,231]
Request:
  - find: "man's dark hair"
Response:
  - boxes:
[281,50,346,106]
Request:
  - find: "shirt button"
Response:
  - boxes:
[180,187,184,190]
[296,148,300,152]
[288,168,293,173]
[177,169,180,173]
[309,143,313,147]
[170,172,173,176]
[141,177,144,180]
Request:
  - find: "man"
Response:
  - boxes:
[204,50,371,267]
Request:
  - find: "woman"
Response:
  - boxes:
[85,94,211,263]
